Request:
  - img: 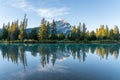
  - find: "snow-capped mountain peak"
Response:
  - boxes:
[53,20,72,34]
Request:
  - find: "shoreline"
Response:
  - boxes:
[0,40,120,44]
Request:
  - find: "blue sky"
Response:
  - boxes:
[0,0,120,30]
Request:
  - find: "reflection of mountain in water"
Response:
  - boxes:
[0,44,119,68]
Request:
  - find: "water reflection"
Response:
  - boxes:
[0,43,119,68]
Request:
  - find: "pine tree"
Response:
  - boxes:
[71,26,76,40]
[46,22,50,39]
[90,30,96,40]
[100,25,106,39]
[76,23,81,40]
[7,22,11,40]
[96,28,99,39]
[86,30,90,40]
[10,22,15,40]
[51,19,57,40]
[14,20,19,40]
[105,25,109,39]
[18,14,28,41]
[81,23,87,40]
[38,18,47,40]
[109,29,114,40]
[1,23,8,40]
[58,32,65,40]
[113,25,119,40]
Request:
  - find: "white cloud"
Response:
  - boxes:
[7,0,36,11]
[7,0,29,9]
[7,0,70,18]
[37,7,70,18]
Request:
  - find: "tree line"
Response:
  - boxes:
[0,14,120,41]
[1,14,28,41]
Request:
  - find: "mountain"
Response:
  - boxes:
[52,20,72,34]
[26,27,39,33]
[26,20,72,34]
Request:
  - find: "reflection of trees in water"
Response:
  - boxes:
[38,45,51,67]
[18,45,27,69]
[67,44,88,62]
[95,44,119,59]
[0,44,27,69]
[0,44,120,68]
[1,44,19,64]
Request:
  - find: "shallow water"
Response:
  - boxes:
[0,43,120,80]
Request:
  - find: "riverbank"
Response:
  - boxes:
[0,40,120,44]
